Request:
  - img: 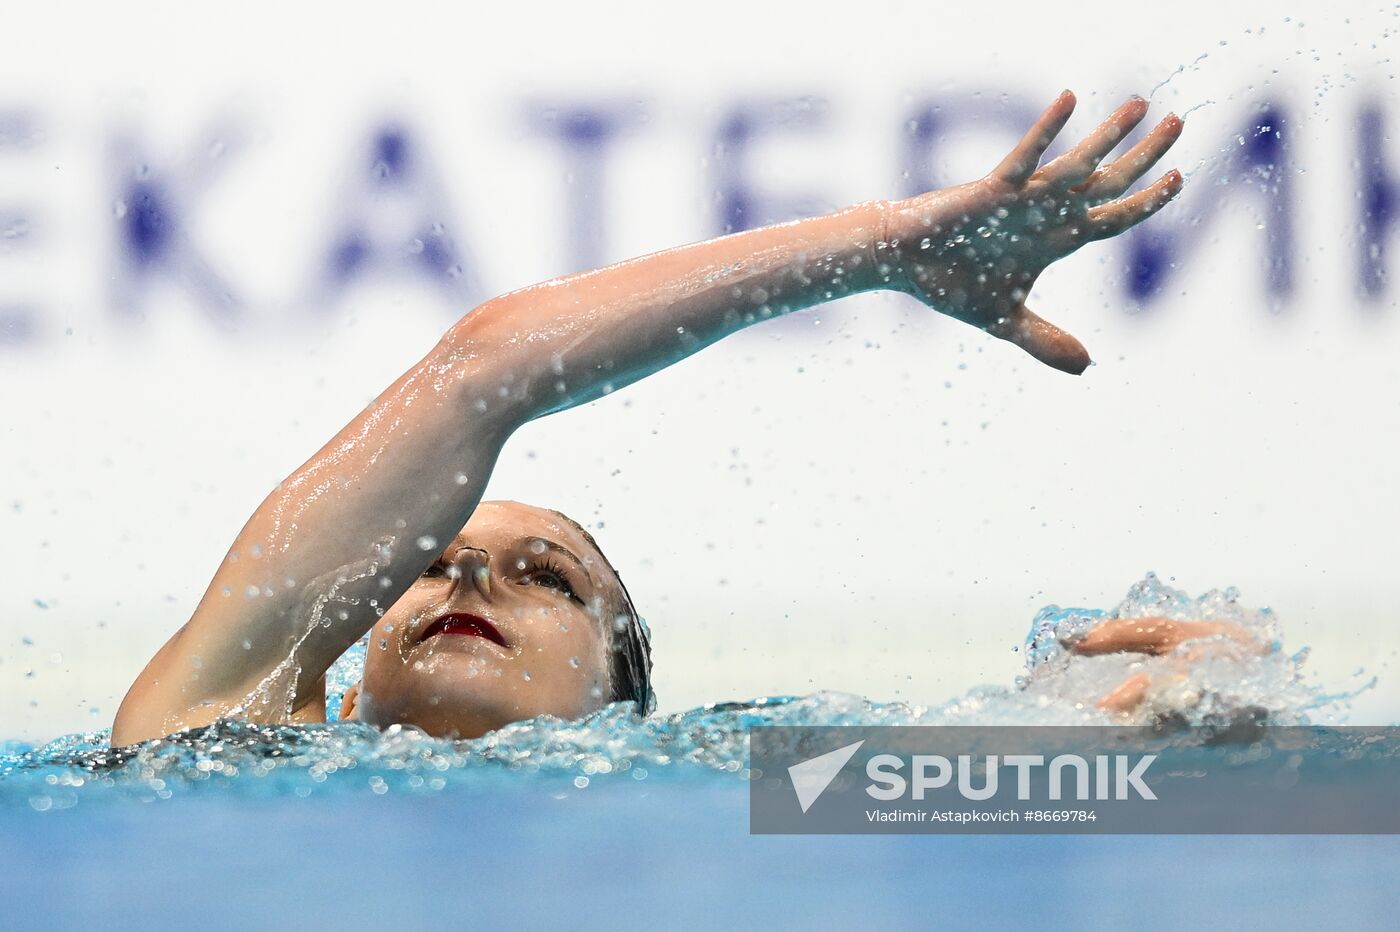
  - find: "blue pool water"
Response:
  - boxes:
[4,576,1397,928]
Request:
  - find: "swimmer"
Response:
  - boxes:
[112,91,1237,746]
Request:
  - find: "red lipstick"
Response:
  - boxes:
[420,612,509,648]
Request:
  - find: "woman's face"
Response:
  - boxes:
[350,500,619,738]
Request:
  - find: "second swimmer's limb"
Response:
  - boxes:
[1065,617,1270,714]
[1098,672,1153,715]
[1071,617,1259,657]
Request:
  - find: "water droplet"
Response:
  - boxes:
[416,535,438,551]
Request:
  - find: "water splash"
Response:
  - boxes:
[0,576,1360,810]
[1019,573,1338,727]
[1148,53,1212,102]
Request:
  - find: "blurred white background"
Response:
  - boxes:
[2,1,1397,740]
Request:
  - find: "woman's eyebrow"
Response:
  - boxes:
[522,537,592,581]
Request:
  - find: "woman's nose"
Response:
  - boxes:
[449,546,493,598]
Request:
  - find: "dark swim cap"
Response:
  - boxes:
[548,510,654,715]
[608,571,655,714]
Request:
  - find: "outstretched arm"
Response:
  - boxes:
[113,90,1182,744]
[472,90,1183,418]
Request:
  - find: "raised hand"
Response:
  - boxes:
[882,90,1184,374]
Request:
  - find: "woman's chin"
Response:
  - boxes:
[409,713,499,741]
[358,682,520,739]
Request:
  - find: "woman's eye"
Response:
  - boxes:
[525,569,579,600]
[422,562,448,579]
[529,571,565,590]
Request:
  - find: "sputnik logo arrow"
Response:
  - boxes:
[788,739,865,813]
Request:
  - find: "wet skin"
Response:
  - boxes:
[345,501,622,739]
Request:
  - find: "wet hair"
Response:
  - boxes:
[548,510,655,715]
